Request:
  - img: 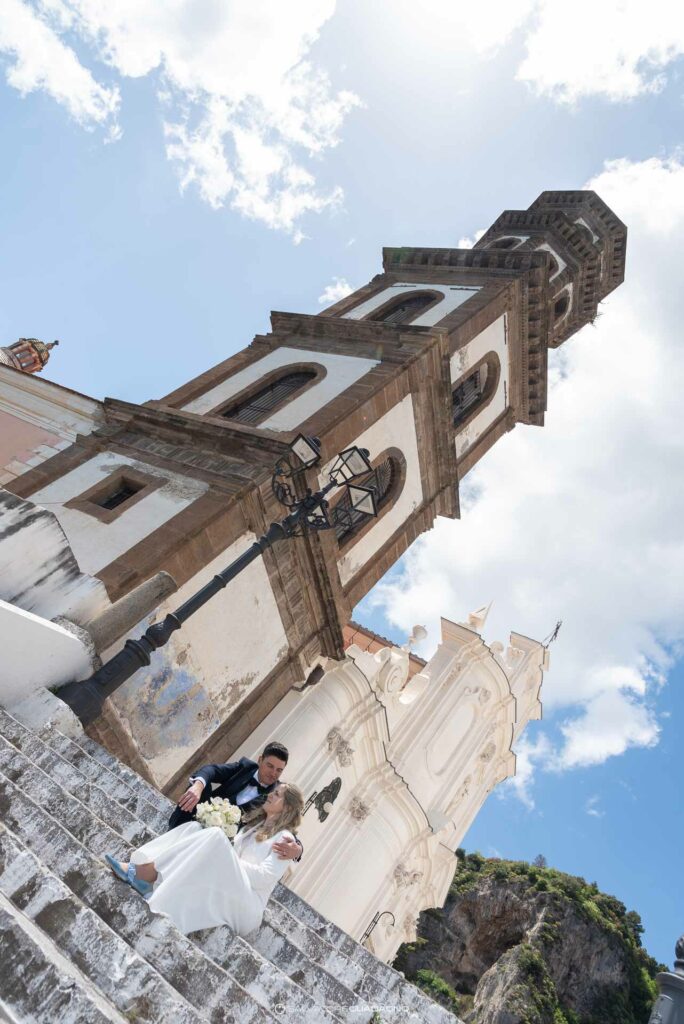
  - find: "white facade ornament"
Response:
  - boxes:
[349,796,371,822]
[394,864,423,889]
[375,647,411,696]
[327,727,354,767]
[237,612,547,963]
[463,685,491,705]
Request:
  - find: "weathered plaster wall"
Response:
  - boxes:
[30,452,208,575]
[451,314,509,459]
[99,533,289,786]
[181,345,380,429]
[320,394,423,587]
[342,281,481,327]
[0,489,111,625]
[0,600,93,703]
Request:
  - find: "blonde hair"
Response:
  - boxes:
[241,782,304,842]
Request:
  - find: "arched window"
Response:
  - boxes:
[553,293,570,322]
[453,365,487,427]
[220,370,317,425]
[374,292,435,325]
[334,456,397,542]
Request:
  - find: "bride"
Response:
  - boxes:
[105,782,304,936]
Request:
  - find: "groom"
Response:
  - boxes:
[168,741,302,861]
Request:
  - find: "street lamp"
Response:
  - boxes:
[58,437,379,725]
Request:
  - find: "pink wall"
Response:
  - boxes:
[0,409,62,473]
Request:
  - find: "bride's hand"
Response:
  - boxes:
[178,780,204,812]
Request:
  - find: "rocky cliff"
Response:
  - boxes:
[393,851,663,1024]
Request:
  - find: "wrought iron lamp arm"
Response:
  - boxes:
[58,503,307,725]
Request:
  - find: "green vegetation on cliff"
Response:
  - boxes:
[393,851,663,1024]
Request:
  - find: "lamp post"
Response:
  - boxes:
[649,937,684,1023]
[58,436,379,725]
[360,910,396,946]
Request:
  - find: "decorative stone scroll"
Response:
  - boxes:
[349,796,371,822]
[393,864,423,889]
[479,741,496,763]
[463,685,491,705]
[327,727,354,767]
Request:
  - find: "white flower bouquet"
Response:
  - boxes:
[195,797,242,839]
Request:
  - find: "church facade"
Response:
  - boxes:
[0,190,626,953]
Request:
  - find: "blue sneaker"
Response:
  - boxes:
[127,864,154,896]
[104,853,129,882]
[104,854,153,896]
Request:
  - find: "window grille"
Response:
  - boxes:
[222,370,317,425]
[377,293,434,325]
[335,457,396,542]
[453,368,485,426]
[97,479,142,511]
[553,293,570,321]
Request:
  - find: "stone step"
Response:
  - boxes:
[190,926,343,1024]
[0,760,366,1024]
[273,886,459,1024]
[0,731,155,848]
[29,718,170,834]
[68,729,174,816]
[0,717,385,1022]
[0,746,365,1024]
[263,901,366,991]
[0,894,125,1024]
[0,708,459,1022]
[0,823,206,1024]
[0,707,168,833]
[247,917,380,1024]
[0,771,279,1024]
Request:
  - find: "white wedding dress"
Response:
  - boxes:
[129,822,294,936]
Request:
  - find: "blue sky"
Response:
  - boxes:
[2,1,683,969]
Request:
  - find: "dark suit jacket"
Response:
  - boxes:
[167,757,304,861]
[168,757,268,830]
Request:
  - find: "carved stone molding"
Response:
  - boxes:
[349,796,370,822]
[393,864,423,889]
[463,685,491,705]
[327,726,354,767]
[479,741,496,763]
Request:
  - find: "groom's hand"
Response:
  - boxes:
[178,779,204,812]
[273,837,302,861]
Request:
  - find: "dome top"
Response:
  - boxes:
[0,338,59,374]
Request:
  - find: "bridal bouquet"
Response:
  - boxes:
[195,797,242,839]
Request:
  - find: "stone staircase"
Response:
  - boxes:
[0,707,463,1024]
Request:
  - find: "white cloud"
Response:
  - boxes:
[0,0,359,234]
[457,229,486,249]
[386,1,684,103]
[0,0,120,133]
[318,276,353,305]
[585,795,604,819]
[365,154,684,799]
[518,1,684,104]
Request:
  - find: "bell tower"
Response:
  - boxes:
[4,189,626,787]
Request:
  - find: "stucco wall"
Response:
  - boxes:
[343,281,481,327]
[451,313,509,459]
[30,452,208,576]
[181,345,380,429]
[0,600,93,703]
[320,394,423,587]
[100,533,289,786]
